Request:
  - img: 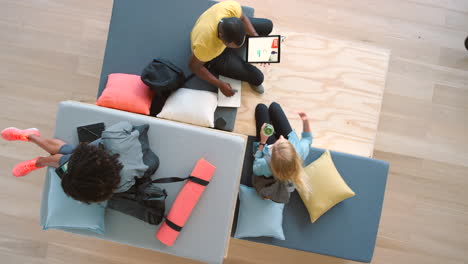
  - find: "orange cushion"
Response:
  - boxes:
[96,73,154,115]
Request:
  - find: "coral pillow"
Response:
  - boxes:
[96,73,154,115]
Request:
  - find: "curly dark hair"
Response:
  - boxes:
[61,143,123,203]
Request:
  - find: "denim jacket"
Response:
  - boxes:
[252,131,313,177]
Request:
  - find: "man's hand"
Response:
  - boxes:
[219,81,235,97]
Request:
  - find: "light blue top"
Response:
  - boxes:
[253,131,313,177]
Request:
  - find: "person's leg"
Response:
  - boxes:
[268,102,293,139]
[1,127,40,141]
[36,154,63,168]
[255,104,269,140]
[12,154,63,177]
[205,18,273,88]
[205,49,229,76]
[255,104,276,144]
[207,48,264,86]
[249,17,273,36]
[28,134,66,155]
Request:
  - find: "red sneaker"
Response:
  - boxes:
[1,127,40,141]
[12,158,45,177]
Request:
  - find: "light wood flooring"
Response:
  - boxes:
[0,0,467,263]
[236,32,389,158]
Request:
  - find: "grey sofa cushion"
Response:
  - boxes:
[45,101,246,264]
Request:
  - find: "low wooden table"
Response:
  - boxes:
[235,31,390,158]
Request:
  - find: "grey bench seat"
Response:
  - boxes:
[232,137,389,262]
[42,101,247,264]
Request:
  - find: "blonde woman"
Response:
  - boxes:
[253,102,312,203]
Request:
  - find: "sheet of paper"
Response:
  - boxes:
[217,75,241,108]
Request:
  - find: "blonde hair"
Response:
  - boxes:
[270,141,307,192]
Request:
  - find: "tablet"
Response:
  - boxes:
[55,161,68,179]
[246,35,281,63]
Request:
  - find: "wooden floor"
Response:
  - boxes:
[0,0,467,263]
[236,32,389,158]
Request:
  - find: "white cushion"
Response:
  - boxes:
[157,88,217,127]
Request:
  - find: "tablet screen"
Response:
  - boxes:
[55,161,68,179]
[246,35,281,63]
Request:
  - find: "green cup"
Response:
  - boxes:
[263,124,275,137]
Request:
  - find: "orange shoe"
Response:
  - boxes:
[1,127,40,141]
[12,158,45,177]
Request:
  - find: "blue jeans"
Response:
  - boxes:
[57,144,76,166]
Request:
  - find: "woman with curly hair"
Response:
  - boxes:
[1,127,122,203]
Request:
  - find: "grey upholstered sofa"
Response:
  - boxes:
[41,101,247,264]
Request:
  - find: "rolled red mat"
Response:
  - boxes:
[155,158,216,246]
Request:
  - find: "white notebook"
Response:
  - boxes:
[217,75,241,108]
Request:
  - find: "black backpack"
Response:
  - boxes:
[141,58,186,95]
[107,176,166,225]
[108,175,202,225]
[141,58,195,116]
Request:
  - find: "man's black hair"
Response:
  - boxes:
[220,17,246,46]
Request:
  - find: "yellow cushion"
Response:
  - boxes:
[298,150,355,223]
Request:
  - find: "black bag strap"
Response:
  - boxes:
[165,218,183,232]
[148,173,211,231]
[151,177,187,184]
[151,175,209,186]
[184,73,195,83]
[187,176,209,186]
[158,175,210,232]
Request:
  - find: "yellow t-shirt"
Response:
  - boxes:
[191,1,242,62]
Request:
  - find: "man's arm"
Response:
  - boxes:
[241,14,271,67]
[189,54,235,96]
[240,14,258,36]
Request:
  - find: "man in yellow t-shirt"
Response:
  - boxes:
[189,1,273,96]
